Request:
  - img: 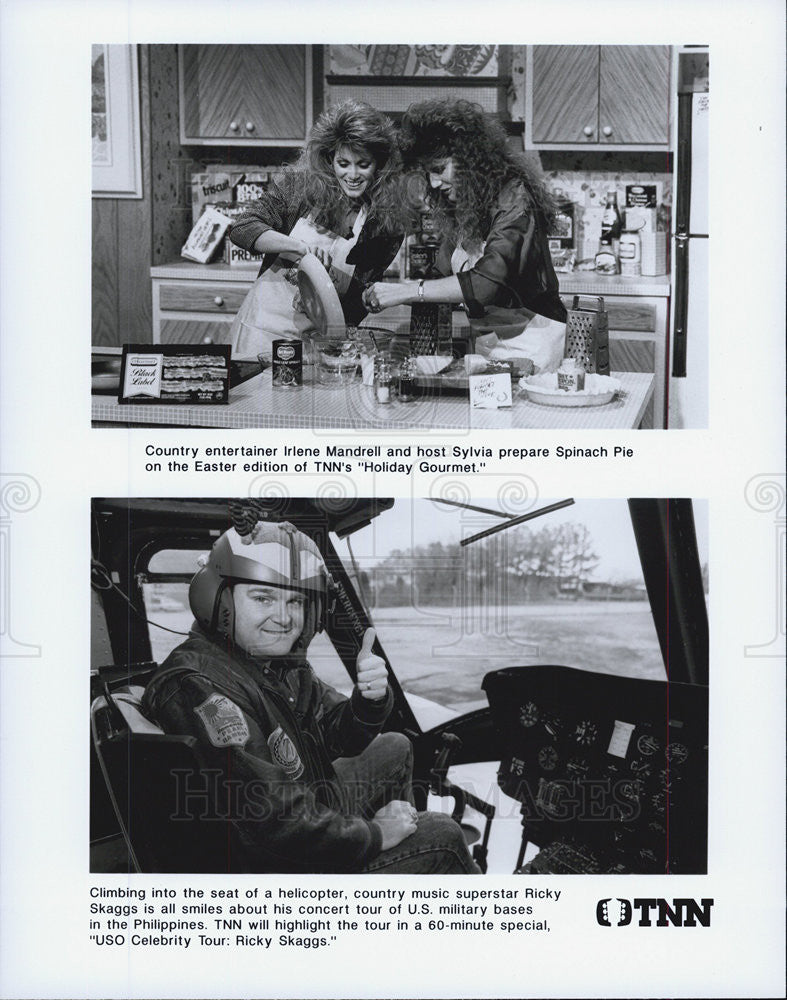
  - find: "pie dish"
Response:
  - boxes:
[297,253,345,335]
[520,372,621,407]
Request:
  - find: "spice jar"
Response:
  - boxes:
[397,355,416,402]
[594,239,618,275]
[619,227,642,276]
[557,357,586,392]
[375,358,394,404]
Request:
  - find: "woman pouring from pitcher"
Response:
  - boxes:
[229,100,403,360]
[363,99,566,330]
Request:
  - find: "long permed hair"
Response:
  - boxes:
[285,99,401,234]
[398,99,557,250]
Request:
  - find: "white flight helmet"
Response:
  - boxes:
[190,520,332,651]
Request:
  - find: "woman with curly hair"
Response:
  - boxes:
[229,100,403,359]
[363,99,566,325]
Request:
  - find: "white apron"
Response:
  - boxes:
[230,207,367,360]
[452,243,566,374]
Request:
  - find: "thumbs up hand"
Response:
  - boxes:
[356,628,389,701]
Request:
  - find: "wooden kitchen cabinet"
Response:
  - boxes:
[179,45,312,145]
[527,45,671,149]
[151,262,256,344]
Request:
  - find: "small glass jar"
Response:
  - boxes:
[397,355,417,402]
[375,359,394,404]
[619,227,642,276]
[594,242,618,275]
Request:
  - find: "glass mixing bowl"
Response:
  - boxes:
[312,327,394,387]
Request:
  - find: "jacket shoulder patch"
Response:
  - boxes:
[267,726,304,779]
[194,693,250,748]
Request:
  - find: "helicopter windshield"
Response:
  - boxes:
[138,499,708,731]
[325,498,708,728]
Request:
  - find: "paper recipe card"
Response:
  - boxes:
[469,371,513,408]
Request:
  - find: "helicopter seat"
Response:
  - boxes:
[91,677,254,873]
[96,685,162,734]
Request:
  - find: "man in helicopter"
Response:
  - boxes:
[142,514,478,874]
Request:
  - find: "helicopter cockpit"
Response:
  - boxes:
[90,495,708,876]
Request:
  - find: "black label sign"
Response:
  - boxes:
[118,344,231,405]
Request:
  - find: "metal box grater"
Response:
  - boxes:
[409,303,452,356]
[564,295,610,375]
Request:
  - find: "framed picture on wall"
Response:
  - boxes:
[92,44,143,199]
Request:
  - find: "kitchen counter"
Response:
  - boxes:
[556,272,670,297]
[93,369,654,430]
[151,262,262,282]
[150,261,670,297]
[149,263,669,426]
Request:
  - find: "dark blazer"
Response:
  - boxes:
[435,179,567,323]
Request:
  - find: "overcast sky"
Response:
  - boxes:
[339,498,709,583]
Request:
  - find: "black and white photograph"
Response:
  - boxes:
[92,43,707,431]
[91,495,709,876]
[1,0,785,997]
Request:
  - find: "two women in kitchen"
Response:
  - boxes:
[229,99,404,360]
[362,99,567,334]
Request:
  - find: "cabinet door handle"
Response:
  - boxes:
[213,296,224,307]
[229,120,240,132]
[583,125,594,137]
[602,125,613,137]
[245,121,255,132]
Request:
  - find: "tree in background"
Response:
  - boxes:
[365,522,601,605]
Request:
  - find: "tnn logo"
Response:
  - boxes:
[597,898,714,927]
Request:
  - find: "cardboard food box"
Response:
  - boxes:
[203,202,264,265]
[624,206,658,234]
[190,172,234,224]
[577,206,605,262]
[640,232,668,276]
[625,183,661,208]
[234,174,268,203]
[191,168,270,222]
[181,206,233,264]
[225,243,264,267]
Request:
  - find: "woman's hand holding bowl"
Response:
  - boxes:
[306,245,333,270]
[287,241,332,270]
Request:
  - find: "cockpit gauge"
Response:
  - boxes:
[566,756,589,777]
[519,702,539,727]
[538,746,559,771]
[637,733,660,756]
[574,720,598,745]
[666,742,689,764]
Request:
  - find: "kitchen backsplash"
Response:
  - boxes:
[545,168,671,213]
[187,158,672,274]
[541,152,671,218]
[544,161,672,267]
[189,163,672,217]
